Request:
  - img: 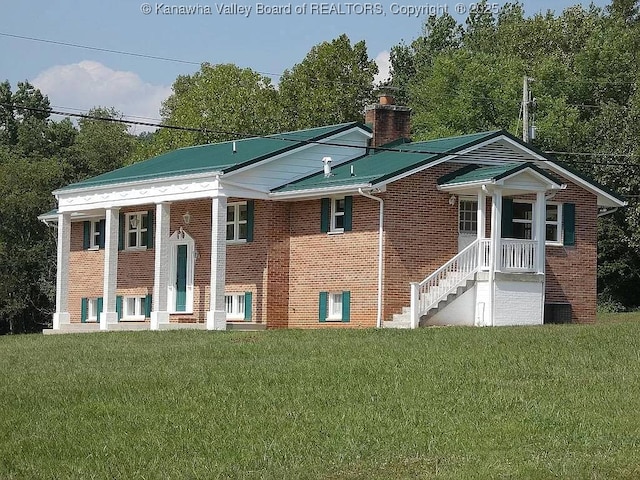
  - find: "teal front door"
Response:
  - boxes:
[175,244,187,312]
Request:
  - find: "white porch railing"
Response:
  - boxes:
[500,239,537,272]
[410,240,481,328]
[409,238,539,328]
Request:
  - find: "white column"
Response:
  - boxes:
[207,196,227,330]
[151,202,171,330]
[477,189,486,269]
[52,212,71,329]
[101,207,120,330]
[477,189,486,241]
[535,192,546,274]
[488,190,503,327]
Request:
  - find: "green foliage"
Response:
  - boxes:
[279,34,378,130]
[1,324,640,477]
[0,82,135,334]
[391,2,640,309]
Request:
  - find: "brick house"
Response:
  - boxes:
[40,97,626,332]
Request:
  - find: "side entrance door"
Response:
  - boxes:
[458,197,478,252]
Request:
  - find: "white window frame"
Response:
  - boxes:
[545,202,563,245]
[326,292,343,321]
[122,296,146,321]
[226,202,248,243]
[512,201,563,245]
[87,298,99,322]
[330,197,345,234]
[225,293,245,320]
[458,198,478,234]
[89,219,103,250]
[125,212,148,250]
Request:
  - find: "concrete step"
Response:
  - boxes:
[226,322,267,331]
[382,319,412,329]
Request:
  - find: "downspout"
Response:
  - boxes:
[358,188,384,328]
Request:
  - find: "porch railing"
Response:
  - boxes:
[409,238,540,328]
[410,239,481,328]
[500,239,537,272]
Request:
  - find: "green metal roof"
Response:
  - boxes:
[274,130,501,192]
[57,122,366,192]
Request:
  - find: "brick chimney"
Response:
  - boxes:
[365,94,411,148]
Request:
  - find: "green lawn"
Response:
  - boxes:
[1,316,640,479]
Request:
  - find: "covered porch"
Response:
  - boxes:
[409,162,565,328]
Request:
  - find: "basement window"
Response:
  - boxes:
[122,296,147,321]
[225,293,245,320]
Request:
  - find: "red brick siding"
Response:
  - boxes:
[287,196,379,328]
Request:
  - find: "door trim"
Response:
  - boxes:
[168,228,195,314]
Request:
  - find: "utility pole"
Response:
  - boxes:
[522,75,531,143]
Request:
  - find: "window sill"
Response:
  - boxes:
[169,310,194,315]
[226,315,245,321]
[226,239,247,245]
[545,242,564,247]
[327,230,344,235]
[87,246,100,251]
[125,246,148,252]
[324,317,343,322]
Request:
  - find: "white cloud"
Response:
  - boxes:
[373,50,391,86]
[32,61,171,133]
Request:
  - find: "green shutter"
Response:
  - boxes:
[97,297,103,323]
[146,210,154,249]
[116,296,123,321]
[319,291,328,322]
[83,221,91,249]
[81,298,88,323]
[320,198,330,233]
[563,203,576,246]
[244,292,252,321]
[145,294,152,318]
[344,196,353,232]
[502,198,514,238]
[118,213,125,250]
[341,291,351,322]
[98,219,106,249]
[246,200,254,242]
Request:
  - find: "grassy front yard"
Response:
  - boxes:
[1,316,639,479]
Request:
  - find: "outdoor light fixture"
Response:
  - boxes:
[449,195,457,206]
[182,211,191,225]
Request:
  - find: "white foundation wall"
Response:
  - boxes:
[426,287,476,326]
[493,277,544,326]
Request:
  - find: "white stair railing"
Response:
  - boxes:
[410,240,483,328]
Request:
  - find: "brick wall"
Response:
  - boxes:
[381,163,461,319]
[287,196,380,328]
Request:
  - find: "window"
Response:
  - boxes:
[225,293,245,320]
[546,203,562,243]
[510,201,563,243]
[321,196,352,233]
[226,202,248,242]
[332,198,346,232]
[459,199,478,234]
[319,291,351,323]
[512,202,533,240]
[87,298,99,322]
[83,219,104,250]
[122,296,147,321]
[327,293,343,320]
[126,212,149,249]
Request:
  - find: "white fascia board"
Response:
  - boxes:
[55,172,223,213]
[223,126,371,179]
[269,183,376,200]
[499,136,627,208]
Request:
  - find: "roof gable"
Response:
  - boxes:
[56,122,367,192]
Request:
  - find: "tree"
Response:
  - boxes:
[137,63,281,159]
[279,34,378,130]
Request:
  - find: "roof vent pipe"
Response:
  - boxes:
[323,156,332,177]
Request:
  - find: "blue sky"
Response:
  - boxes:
[2,0,610,130]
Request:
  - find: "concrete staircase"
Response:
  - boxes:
[383,277,476,329]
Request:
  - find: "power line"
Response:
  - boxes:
[4,102,640,167]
